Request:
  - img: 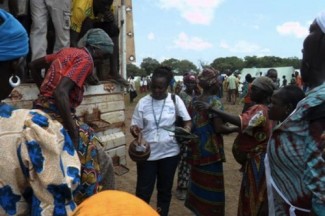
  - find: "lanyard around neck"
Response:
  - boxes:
[152,97,166,130]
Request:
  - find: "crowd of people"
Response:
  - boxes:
[128,12,325,216]
[204,66,304,113]
[1,2,325,216]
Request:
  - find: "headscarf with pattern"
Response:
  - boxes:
[183,72,197,83]
[198,68,219,87]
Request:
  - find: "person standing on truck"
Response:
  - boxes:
[30,0,71,60]
[0,9,80,215]
[29,28,115,204]
[70,0,128,86]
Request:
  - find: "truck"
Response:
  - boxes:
[3,0,136,175]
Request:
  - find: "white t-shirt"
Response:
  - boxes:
[140,78,145,86]
[131,93,191,160]
[129,79,135,91]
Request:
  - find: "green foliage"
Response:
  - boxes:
[161,58,179,70]
[178,59,199,74]
[282,57,301,69]
[137,56,301,74]
[140,57,160,76]
[126,63,146,77]
[242,56,300,70]
[244,56,260,68]
[211,56,244,73]
[161,58,199,75]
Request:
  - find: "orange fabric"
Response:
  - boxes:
[70,190,159,216]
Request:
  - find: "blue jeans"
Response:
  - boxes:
[136,154,180,216]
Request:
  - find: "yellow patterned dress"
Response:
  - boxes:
[0,103,80,215]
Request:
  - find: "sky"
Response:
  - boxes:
[131,0,324,67]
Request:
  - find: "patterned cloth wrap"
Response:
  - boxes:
[74,122,103,204]
[33,99,104,204]
[198,68,219,87]
[0,103,81,215]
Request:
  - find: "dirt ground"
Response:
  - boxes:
[115,93,242,216]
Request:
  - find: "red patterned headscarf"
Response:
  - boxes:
[198,68,219,87]
[183,72,197,83]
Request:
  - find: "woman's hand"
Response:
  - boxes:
[28,57,47,88]
[130,125,141,138]
[193,101,211,111]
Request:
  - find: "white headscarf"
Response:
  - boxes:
[316,11,325,34]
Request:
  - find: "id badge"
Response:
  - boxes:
[153,130,159,142]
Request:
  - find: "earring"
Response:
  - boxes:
[9,75,21,88]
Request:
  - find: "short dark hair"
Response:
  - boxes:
[245,73,253,82]
[266,68,277,76]
[152,66,174,86]
[277,85,305,108]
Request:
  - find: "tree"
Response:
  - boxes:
[243,56,301,69]
[243,56,259,68]
[126,63,146,77]
[161,58,179,70]
[137,55,301,76]
[258,56,282,68]
[282,57,301,69]
[177,59,199,75]
[210,56,244,73]
[161,58,199,75]
[140,57,160,76]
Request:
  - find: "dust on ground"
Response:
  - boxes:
[115,93,242,216]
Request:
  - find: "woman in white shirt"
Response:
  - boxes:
[130,66,192,216]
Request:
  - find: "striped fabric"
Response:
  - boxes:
[185,163,225,216]
[268,82,325,215]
